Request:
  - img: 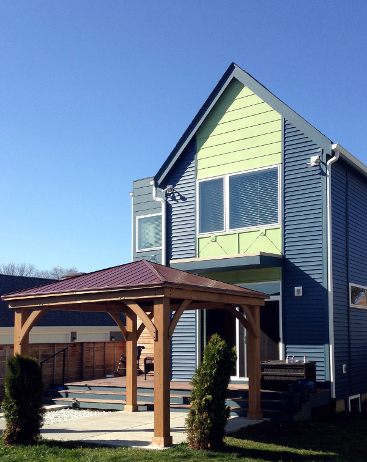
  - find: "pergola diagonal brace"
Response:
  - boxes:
[137,312,154,340]
[239,304,259,339]
[223,305,252,336]
[124,300,157,341]
[107,310,129,341]
[168,299,192,340]
[18,307,50,345]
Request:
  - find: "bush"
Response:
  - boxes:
[186,333,237,450]
[2,354,44,445]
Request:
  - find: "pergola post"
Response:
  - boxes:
[14,308,30,356]
[152,297,172,448]
[247,304,262,420]
[125,310,138,412]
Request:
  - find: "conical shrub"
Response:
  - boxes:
[2,354,44,445]
[186,333,237,450]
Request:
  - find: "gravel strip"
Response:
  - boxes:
[0,408,111,425]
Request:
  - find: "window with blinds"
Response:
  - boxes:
[137,214,162,250]
[199,178,224,233]
[198,166,279,234]
[229,168,278,229]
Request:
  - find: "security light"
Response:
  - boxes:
[306,155,321,168]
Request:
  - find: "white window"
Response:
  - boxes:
[350,283,367,308]
[136,214,162,251]
[198,166,280,235]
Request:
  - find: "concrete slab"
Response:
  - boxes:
[0,410,265,448]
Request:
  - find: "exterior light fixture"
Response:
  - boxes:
[306,155,321,168]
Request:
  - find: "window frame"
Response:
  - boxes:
[136,212,163,252]
[197,165,281,236]
[349,282,367,309]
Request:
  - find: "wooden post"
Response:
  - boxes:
[125,310,138,412]
[14,308,30,356]
[247,305,262,420]
[152,297,172,448]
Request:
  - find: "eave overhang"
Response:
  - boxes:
[170,252,283,274]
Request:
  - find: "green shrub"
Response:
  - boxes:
[186,333,237,451]
[2,354,44,445]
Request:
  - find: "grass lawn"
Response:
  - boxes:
[1,412,367,461]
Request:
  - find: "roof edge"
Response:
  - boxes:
[332,143,367,178]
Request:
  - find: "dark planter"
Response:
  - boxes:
[281,392,301,413]
[289,383,309,403]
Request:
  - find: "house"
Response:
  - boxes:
[0,274,124,343]
[131,62,367,411]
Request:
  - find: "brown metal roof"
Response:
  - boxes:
[2,260,266,299]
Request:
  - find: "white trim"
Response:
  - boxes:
[348,394,361,413]
[135,212,163,253]
[197,165,281,236]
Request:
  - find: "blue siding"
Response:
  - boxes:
[338,163,367,396]
[283,120,328,382]
[162,138,197,381]
[170,311,197,381]
[162,137,197,261]
[331,161,350,399]
[132,177,163,264]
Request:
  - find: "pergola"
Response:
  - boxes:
[2,260,267,447]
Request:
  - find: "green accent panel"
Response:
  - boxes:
[196,77,281,179]
[198,226,281,258]
[201,103,275,135]
[200,267,282,284]
[239,227,281,254]
[199,120,281,151]
[199,131,281,159]
[197,152,281,179]
[197,111,281,141]
[198,233,238,258]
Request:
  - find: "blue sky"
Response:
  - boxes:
[0,1,366,273]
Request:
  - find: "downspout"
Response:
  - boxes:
[129,192,134,262]
[327,149,340,399]
[150,180,166,266]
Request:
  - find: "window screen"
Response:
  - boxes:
[229,168,278,229]
[137,215,162,250]
[199,178,224,233]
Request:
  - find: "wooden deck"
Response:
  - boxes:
[64,375,249,391]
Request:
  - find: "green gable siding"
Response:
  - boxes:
[196,78,282,179]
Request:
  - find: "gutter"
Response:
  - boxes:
[327,148,340,399]
[150,180,166,266]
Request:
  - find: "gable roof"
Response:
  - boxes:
[155,62,332,186]
[2,259,266,300]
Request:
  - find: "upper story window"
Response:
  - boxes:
[198,166,280,235]
[350,283,367,308]
[137,213,162,251]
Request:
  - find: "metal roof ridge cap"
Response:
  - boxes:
[143,260,167,283]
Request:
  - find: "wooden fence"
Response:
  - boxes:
[0,341,125,398]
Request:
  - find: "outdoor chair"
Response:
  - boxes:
[144,356,154,380]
